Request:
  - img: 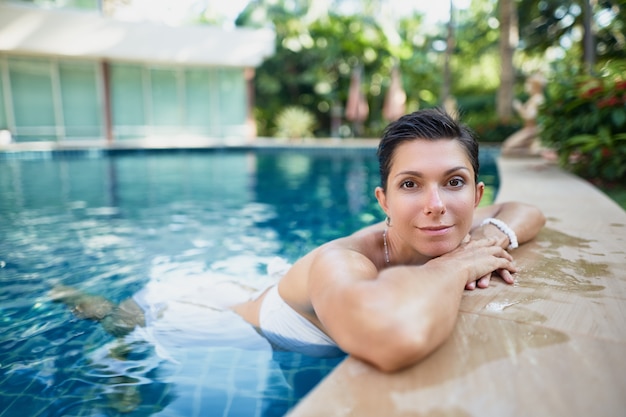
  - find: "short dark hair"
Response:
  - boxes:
[376,108,480,190]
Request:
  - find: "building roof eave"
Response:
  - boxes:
[0,3,276,67]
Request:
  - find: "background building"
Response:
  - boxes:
[0,1,275,145]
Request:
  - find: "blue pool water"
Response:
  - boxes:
[0,147,499,417]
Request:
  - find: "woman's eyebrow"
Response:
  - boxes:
[444,166,471,175]
[394,166,470,179]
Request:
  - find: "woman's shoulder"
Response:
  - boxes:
[349,221,386,239]
[312,223,386,268]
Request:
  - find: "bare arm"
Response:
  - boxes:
[472,201,546,249]
[308,238,516,372]
[467,201,546,289]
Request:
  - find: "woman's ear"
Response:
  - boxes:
[375,186,389,216]
[474,182,485,208]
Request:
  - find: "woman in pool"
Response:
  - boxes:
[51,108,545,372]
[232,108,546,372]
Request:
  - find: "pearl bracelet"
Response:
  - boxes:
[480,217,519,250]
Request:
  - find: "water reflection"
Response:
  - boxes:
[514,227,610,294]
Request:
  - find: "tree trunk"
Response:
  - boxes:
[582,0,596,73]
[441,0,454,106]
[496,0,518,123]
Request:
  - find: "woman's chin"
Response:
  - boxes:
[420,241,463,258]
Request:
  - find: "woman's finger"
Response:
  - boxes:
[476,274,491,288]
[498,268,515,285]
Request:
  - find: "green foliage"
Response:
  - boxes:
[455,93,521,143]
[518,0,625,64]
[599,184,626,210]
[466,113,522,143]
[539,62,626,183]
[274,106,316,139]
[234,0,623,144]
[237,1,441,138]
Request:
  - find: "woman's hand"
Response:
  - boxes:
[465,267,515,290]
[436,237,517,290]
[466,223,519,289]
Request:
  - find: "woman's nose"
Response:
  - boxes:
[423,186,446,215]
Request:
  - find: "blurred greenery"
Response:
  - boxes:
[274,106,317,139]
[539,61,626,185]
[600,185,626,210]
[518,0,626,62]
[237,2,437,138]
[235,0,624,143]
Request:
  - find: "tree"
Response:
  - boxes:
[518,0,625,69]
[582,0,596,72]
[496,0,518,122]
[441,0,455,107]
[236,0,439,137]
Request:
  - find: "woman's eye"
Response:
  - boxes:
[448,178,465,187]
[401,180,416,189]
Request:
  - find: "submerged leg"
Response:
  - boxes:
[49,286,150,413]
[101,298,146,337]
[49,285,116,321]
[49,285,145,337]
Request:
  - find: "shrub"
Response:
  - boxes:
[539,63,626,184]
[464,112,522,143]
[274,106,317,139]
[456,94,522,143]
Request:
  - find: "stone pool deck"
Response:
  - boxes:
[289,155,626,417]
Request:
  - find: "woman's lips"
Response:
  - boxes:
[418,225,453,236]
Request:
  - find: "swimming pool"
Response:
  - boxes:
[0,146,499,417]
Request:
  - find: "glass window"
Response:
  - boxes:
[0,70,6,130]
[10,0,99,10]
[218,68,247,136]
[184,68,214,136]
[149,67,180,131]
[8,57,56,141]
[110,63,145,139]
[1,55,250,142]
[59,60,102,139]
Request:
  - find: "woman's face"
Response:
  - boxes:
[376,138,484,259]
